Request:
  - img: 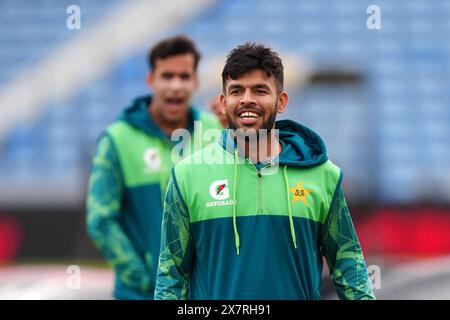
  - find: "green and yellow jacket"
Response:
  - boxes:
[86,95,222,299]
[155,120,375,300]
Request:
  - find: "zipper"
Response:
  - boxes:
[257,168,263,213]
[255,162,273,213]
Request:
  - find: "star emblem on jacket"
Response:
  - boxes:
[289,181,313,205]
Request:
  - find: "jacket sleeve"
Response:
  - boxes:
[321,179,376,300]
[154,169,194,300]
[86,133,151,292]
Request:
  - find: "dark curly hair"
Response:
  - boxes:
[222,43,284,94]
[148,34,201,71]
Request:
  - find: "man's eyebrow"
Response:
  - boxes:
[254,84,271,90]
[228,84,244,90]
[227,83,271,90]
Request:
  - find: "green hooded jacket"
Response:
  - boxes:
[86,95,222,299]
[155,120,375,300]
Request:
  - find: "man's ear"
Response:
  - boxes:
[219,94,227,114]
[146,72,154,88]
[277,92,288,113]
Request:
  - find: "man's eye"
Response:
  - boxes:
[230,90,240,95]
[180,74,191,80]
[256,89,267,94]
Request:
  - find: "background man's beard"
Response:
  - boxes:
[158,107,186,124]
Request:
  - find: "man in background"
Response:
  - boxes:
[86,35,222,299]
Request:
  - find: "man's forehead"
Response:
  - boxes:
[153,53,195,72]
[226,69,274,87]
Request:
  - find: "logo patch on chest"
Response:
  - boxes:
[205,179,236,208]
[289,181,313,205]
[143,148,161,172]
[209,179,229,200]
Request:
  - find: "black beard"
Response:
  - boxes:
[226,102,278,134]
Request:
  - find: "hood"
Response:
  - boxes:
[118,94,199,139]
[220,119,329,256]
[276,119,328,168]
[221,119,328,168]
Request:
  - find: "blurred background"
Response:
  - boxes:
[0,0,449,299]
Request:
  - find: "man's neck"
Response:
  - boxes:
[148,102,189,136]
[235,129,281,164]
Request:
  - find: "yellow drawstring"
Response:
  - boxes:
[233,148,240,255]
[232,150,296,254]
[284,165,298,249]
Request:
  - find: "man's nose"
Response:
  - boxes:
[168,77,184,90]
[240,89,255,106]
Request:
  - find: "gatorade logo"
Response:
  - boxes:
[209,179,229,200]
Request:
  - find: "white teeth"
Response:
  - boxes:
[240,112,258,118]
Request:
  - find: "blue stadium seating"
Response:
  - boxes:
[0,0,449,205]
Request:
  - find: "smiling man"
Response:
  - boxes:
[86,35,222,300]
[155,43,375,300]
